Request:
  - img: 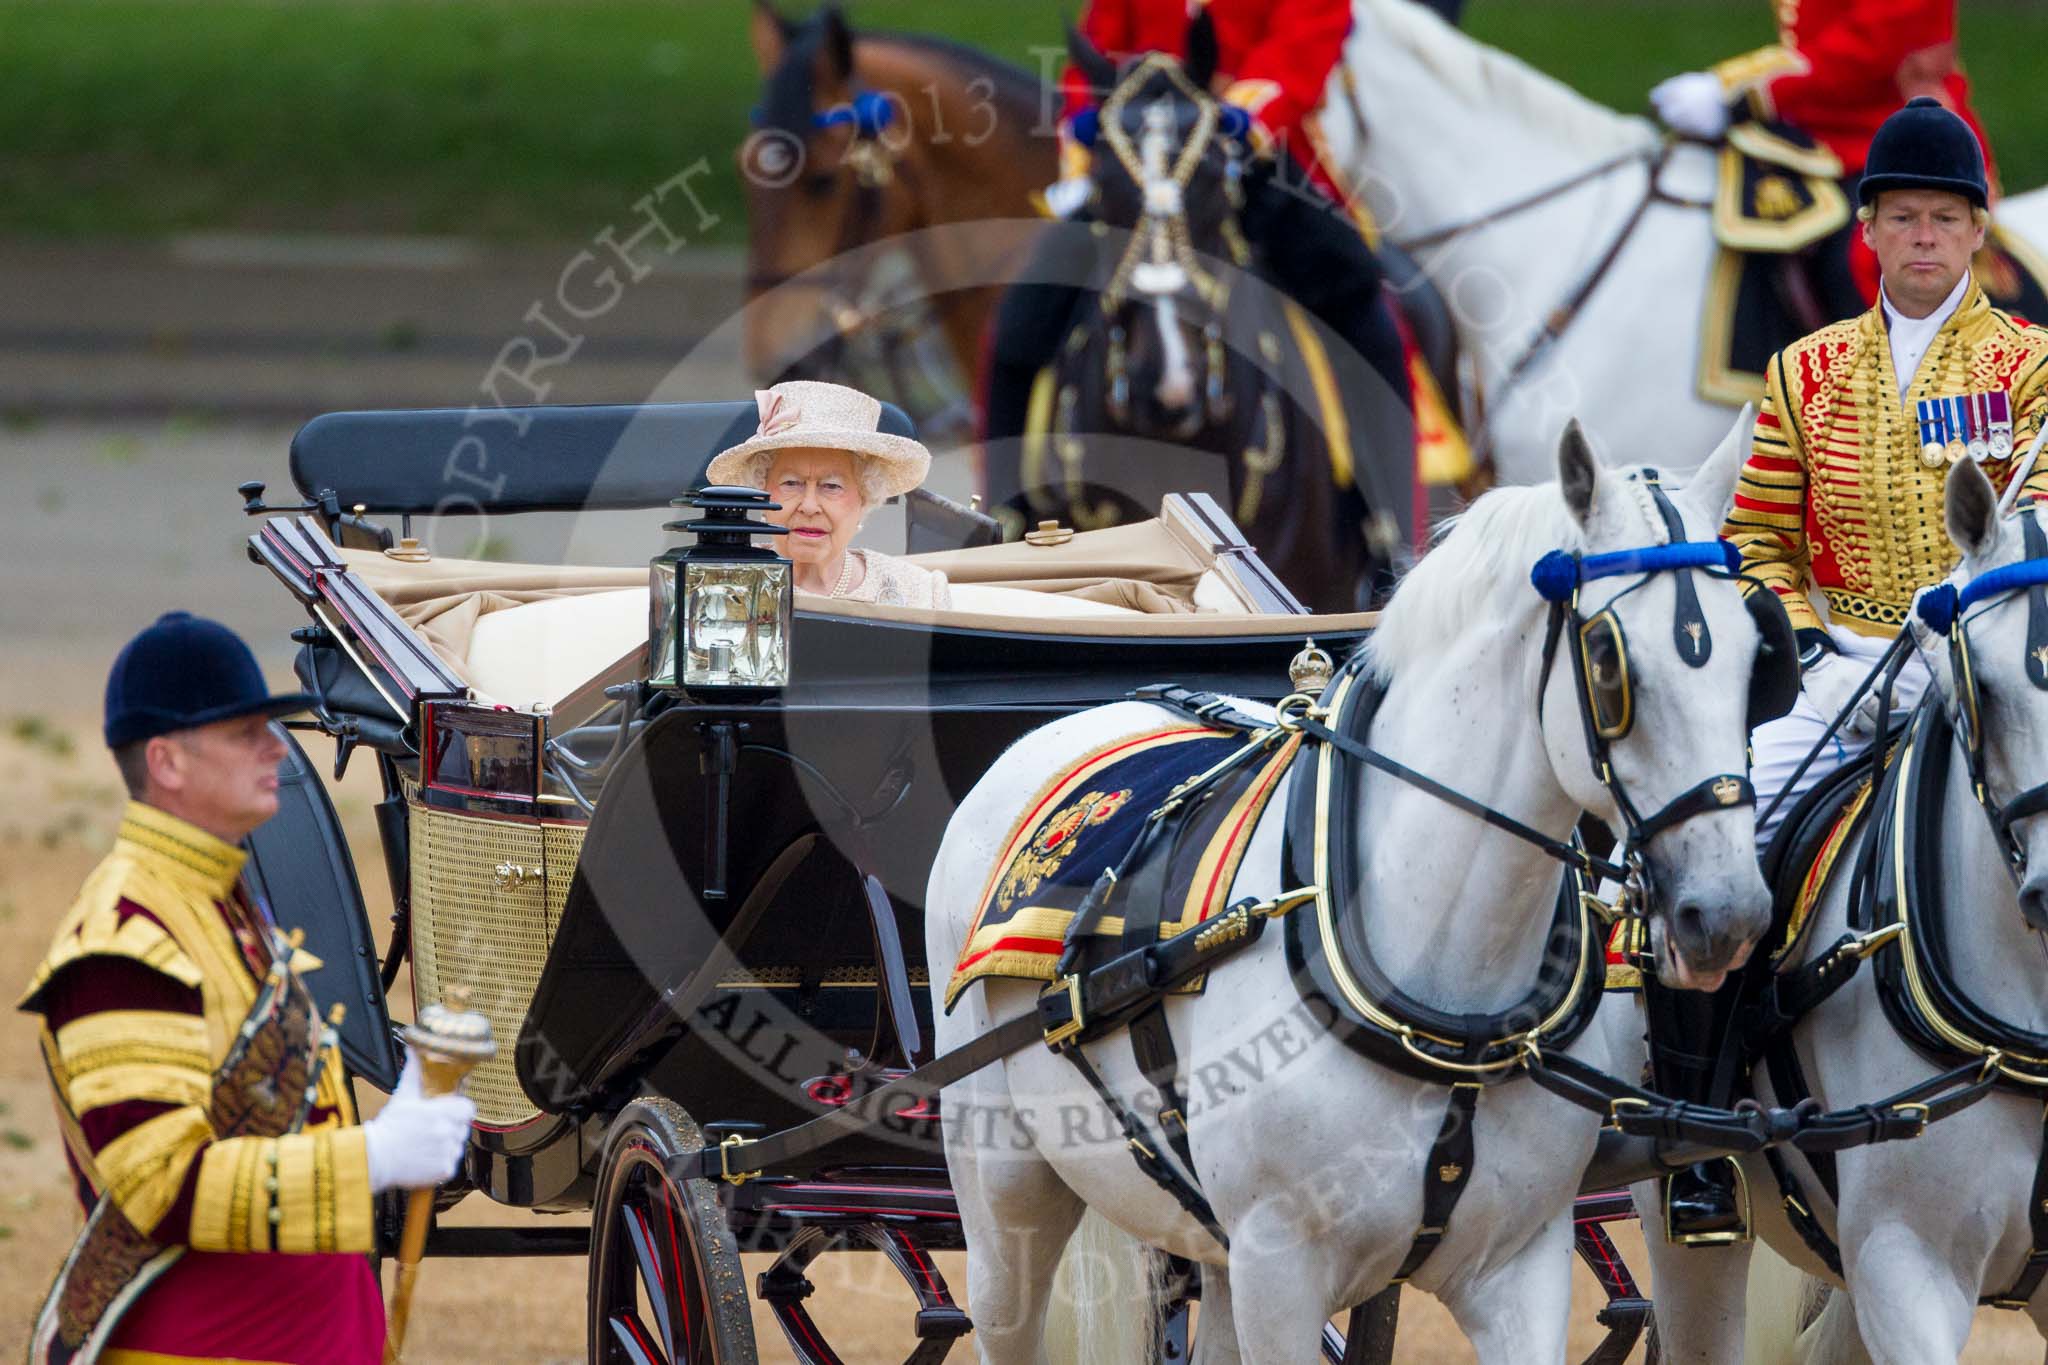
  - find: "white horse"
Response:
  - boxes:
[926,417,1776,1363]
[1621,458,2048,1363]
[1318,0,2048,488]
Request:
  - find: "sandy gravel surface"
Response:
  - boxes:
[4,419,2040,1360]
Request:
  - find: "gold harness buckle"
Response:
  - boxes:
[718,1134,762,1187]
[1041,975,1086,1050]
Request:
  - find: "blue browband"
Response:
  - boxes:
[812,91,897,139]
[1529,540,1741,603]
[1915,556,2048,635]
[1068,104,1253,150]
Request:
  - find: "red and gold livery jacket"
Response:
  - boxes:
[1719,0,1992,180]
[20,802,380,1365]
[1724,283,2048,638]
[1058,0,1353,196]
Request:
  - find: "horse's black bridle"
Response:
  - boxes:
[1527,475,1785,910]
[1291,473,1788,915]
[1916,505,2048,883]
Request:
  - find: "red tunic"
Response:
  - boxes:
[1059,0,1354,198]
[1756,0,1994,182]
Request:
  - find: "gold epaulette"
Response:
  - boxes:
[19,862,206,1012]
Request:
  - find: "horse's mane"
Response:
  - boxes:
[1365,481,1586,683]
[1359,0,1651,160]
[884,31,1044,124]
[757,19,1043,138]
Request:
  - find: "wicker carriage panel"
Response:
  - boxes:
[541,823,585,941]
[408,804,557,1127]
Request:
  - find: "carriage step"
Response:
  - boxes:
[914,1306,972,1340]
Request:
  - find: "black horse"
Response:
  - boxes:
[982,18,1414,613]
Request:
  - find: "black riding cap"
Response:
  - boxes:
[104,611,314,748]
[1859,95,1989,209]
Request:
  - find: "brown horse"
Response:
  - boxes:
[743,5,1056,445]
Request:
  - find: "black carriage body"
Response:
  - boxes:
[516,611,1363,1201]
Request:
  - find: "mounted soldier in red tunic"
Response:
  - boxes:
[1650,0,2008,306]
[982,0,1470,531]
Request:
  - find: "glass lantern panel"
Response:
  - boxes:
[647,559,680,688]
[683,561,791,688]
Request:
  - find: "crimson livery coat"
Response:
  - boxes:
[1059,0,1353,198]
[1734,0,1994,183]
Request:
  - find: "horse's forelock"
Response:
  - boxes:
[758,19,830,138]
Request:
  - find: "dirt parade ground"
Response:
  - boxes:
[4,419,2046,1361]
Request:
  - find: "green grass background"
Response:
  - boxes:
[3,0,2042,242]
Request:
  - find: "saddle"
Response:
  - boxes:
[944,719,1300,1009]
[1698,123,1858,406]
[1700,121,2048,405]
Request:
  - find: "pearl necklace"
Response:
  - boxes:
[829,551,858,598]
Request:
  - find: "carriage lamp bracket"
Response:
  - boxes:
[700,721,749,902]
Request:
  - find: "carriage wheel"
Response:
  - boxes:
[588,1099,757,1365]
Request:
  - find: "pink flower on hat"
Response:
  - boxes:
[755,389,802,438]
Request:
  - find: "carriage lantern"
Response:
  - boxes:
[647,486,792,694]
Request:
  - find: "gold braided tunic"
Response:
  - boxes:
[21,802,379,1364]
[1724,281,2048,636]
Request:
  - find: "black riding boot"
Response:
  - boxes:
[1645,979,1749,1245]
[1238,156,1417,566]
[981,218,1095,518]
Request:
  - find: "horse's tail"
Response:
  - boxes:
[1744,1242,1858,1364]
[1041,1209,1169,1364]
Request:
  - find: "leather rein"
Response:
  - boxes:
[1386,136,1712,478]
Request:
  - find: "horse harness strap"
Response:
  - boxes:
[1040,701,1300,1249]
[1390,1085,1481,1286]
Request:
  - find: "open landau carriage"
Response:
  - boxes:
[242,400,1655,1364]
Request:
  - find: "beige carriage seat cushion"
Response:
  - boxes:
[940,583,1142,619]
[464,588,651,709]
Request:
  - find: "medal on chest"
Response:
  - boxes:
[1918,392,2013,467]
[1917,396,1950,467]
[1945,396,1970,464]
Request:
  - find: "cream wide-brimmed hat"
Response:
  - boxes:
[704,381,932,502]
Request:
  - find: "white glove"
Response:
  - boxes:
[1043,177,1092,220]
[1650,71,1732,140]
[1800,653,1882,741]
[364,1048,476,1195]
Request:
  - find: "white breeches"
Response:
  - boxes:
[1752,624,1935,845]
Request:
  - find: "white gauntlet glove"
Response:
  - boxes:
[1650,71,1733,140]
[1800,653,1882,741]
[364,1048,476,1195]
[1043,177,1092,220]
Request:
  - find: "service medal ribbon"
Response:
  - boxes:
[1918,397,1947,467]
[1991,390,2015,460]
[1968,391,1991,462]
[1945,396,1969,464]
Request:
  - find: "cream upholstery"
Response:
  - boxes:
[464,588,650,708]
[943,584,1141,619]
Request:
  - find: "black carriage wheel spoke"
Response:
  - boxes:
[624,1201,679,1361]
[609,1309,669,1365]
